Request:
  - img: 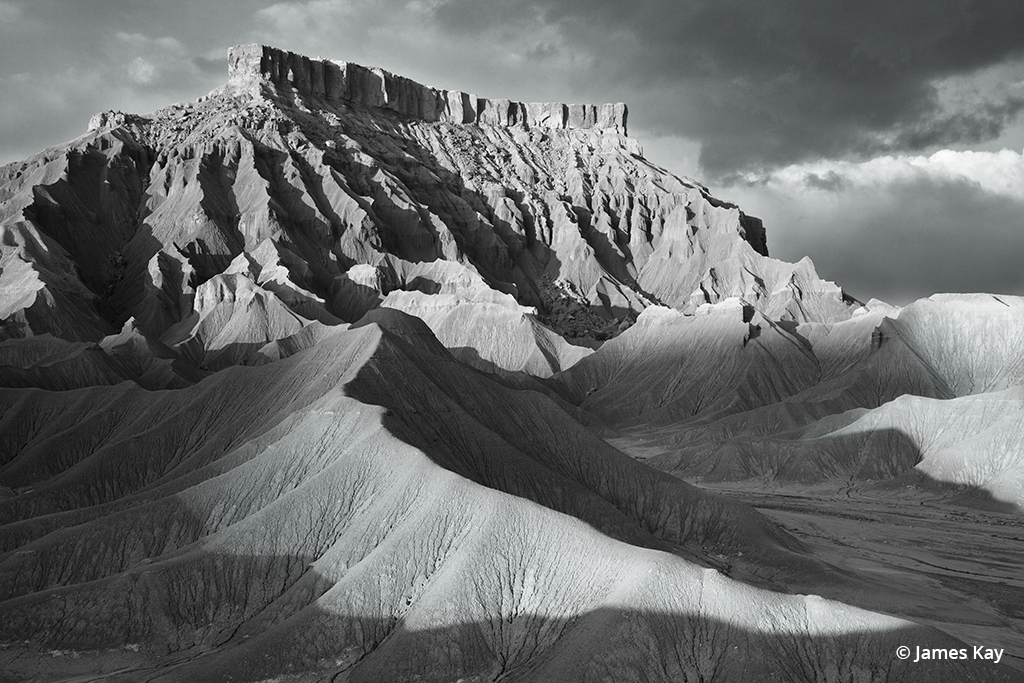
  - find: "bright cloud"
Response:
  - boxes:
[127,57,157,85]
[116,32,187,53]
[763,149,1024,200]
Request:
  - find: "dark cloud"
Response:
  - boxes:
[430,0,1024,177]
[1,0,1021,303]
[524,41,561,62]
[825,181,1024,303]
[888,95,1024,150]
[803,171,847,193]
[720,167,1024,304]
[6,0,1022,176]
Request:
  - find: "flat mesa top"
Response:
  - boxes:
[226,43,628,133]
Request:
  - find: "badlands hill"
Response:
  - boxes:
[1,45,1021,682]
[0,44,856,377]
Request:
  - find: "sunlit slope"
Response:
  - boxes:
[557,295,1024,508]
[0,45,860,379]
[557,301,823,427]
[559,295,1024,431]
[652,386,1024,506]
[874,295,1024,396]
[381,289,593,376]
[0,313,823,587]
[0,323,1010,682]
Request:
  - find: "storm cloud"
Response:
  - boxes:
[4,0,1024,175]
[719,150,1024,304]
[422,0,1024,176]
[0,0,1021,301]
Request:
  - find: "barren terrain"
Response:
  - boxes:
[1,45,1020,682]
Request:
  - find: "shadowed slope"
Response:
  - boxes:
[0,313,810,583]
[559,295,1024,445]
[0,320,1014,682]
[0,43,1020,683]
[1,44,859,378]
[651,388,1024,509]
[557,301,823,428]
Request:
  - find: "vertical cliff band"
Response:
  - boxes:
[227,44,628,134]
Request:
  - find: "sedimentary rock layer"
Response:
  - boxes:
[0,43,1021,683]
[226,43,628,133]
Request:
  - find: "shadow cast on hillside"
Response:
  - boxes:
[1,334,1021,681]
[650,425,1021,516]
[271,86,656,331]
[149,600,1024,682]
[1,546,1017,683]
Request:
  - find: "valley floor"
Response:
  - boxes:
[696,480,1024,674]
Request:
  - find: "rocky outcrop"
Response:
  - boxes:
[1,43,1022,683]
[86,110,148,133]
[1,44,855,375]
[227,44,628,133]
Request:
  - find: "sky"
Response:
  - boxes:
[1,0,1023,304]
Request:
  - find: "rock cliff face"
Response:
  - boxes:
[0,44,856,375]
[1,45,1022,683]
[226,44,629,133]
